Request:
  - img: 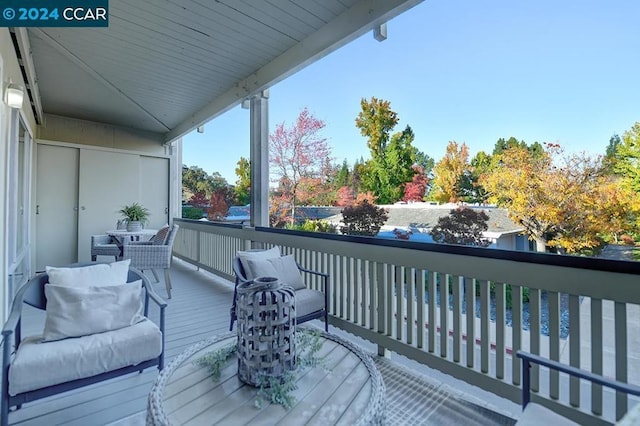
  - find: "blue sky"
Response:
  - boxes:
[182,0,640,184]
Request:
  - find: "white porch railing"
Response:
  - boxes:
[173,218,640,425]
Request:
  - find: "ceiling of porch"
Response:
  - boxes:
[14,0,421,143]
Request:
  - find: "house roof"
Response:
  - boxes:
[327,203,524,236]
[13,0,422,142]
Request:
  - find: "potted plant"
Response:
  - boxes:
[119,203,150,232]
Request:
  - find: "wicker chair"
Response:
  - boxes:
[90,235,120,261]
[121,225,179,299]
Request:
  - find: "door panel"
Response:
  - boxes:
[35,145,79,270]
[77,149,140,262]
[140,156,169,229]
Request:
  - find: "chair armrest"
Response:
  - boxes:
[516,350,640,409]
[2,277,34,339]
[297,265,329,290]
[297,265,329,279]
[145,280,168,309]
[123,245,172,257]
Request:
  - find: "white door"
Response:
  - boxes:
[140,156,170,229]
[77,149,140,262]
[35,144,79,270]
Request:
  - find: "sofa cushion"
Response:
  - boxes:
[9,319,162,396]
[236,247,281,280]
[46,259,130,287]
[43,281,144,342]
[295,289,325,317]
[247,255,305,290]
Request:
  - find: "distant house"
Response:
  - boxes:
[326,203,533,251]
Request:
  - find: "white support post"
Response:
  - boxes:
[249,90,269,228]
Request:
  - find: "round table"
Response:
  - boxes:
[147,329,385,426]
[106,229,157,244]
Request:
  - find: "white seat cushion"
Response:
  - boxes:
[9,319,162,396]
[295,289,325,317]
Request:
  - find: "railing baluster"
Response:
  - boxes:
[465,277,476,369]
[591,298,603,415]
[496,282,505,380]
[360,259,368,327]
[367,260,374,329]
[440,273,449,358]
[549,291,560,400]
[529,288,541,392]
[512,285,523,386]
[351,257,358,323]
[396,265,404,341]
[480,279,490,374]
[340,255,347,319]
[452,275,462,363]
[407,268,416,346]
[346,257,357,321]
[376,262,385,336]
[354,259,367,325]
[329,254,342,316]
[417,269,426,349]
[386,264,394,337]
[615,301,628,421]
[428,271,436,353]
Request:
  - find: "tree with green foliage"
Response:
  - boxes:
[182,165,230,202]
[459,150,493,204]
[335,159,351,188]
[355,97,419,204]
[431,207,491,247]
[612,122,640,191]
[340,200,388,236]
[234,157,251,205]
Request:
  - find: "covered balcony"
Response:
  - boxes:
[1,0,639,424]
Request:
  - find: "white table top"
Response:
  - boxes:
[147,329,385,425]
[106,229,157,236]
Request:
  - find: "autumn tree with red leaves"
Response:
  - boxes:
[189,192,209,209]
[403,165,428,202]
[335,186,356,206]
[207,189,229,221]
[270,108,332,224]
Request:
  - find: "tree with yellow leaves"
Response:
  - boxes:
[430,141,470,203]
[480,144,640,253]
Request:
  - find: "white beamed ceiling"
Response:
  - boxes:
[24,0,422,142]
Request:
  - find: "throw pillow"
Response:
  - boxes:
[236,247,281,280]
[152,225,171,245]
[42,280,144,341]
[267,255,306,290]
[46,259,130,287]
[247,255,305,290]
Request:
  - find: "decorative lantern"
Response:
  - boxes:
[236,277,296,386]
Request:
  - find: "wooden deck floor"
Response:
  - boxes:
[10,258,518,426]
